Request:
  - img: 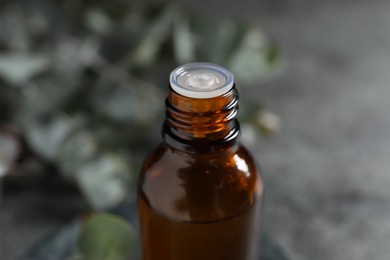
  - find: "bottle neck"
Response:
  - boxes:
[162,86,240,151]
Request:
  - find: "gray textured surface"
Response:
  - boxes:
[244,1,390,260]
[2,0,390,259]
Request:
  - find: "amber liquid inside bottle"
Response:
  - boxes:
[138,70,263,260]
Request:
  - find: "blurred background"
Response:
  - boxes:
[1,0,390,259]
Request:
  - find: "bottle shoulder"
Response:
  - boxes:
[141,142,260,176]
[138,142,263,222]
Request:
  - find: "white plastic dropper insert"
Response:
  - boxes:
[169,63,234,99]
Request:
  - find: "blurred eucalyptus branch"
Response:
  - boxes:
[0,0,281,209]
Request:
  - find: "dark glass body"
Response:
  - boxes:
[137,87,263,260]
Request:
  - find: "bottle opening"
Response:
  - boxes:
[170,63,234,99]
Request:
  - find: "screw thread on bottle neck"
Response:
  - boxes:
[163,87,240,146]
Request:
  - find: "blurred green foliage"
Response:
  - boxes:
[74,213,138,260]
[0,0,280,209]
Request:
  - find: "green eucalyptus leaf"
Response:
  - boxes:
[0,53,50,85]
[90,77,162,123]
[86,122,144,150]
[184,15,279,82]
[173,13,195,63]
[74,154,129,210]
[215,22,249,64]
[130,5,176,67]
[85,8,114,35]
[78,214,138,260]
[32,77,81,110]
[228,28,280,82]
[210,21,238,63]
[57,127,130,210]
[206,21,246,64]
[57,129,97,178]
[53,38,97,77]
[191,19,220,61]
[24,115,81,161]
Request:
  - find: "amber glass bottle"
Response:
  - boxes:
[137,63,263,260]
